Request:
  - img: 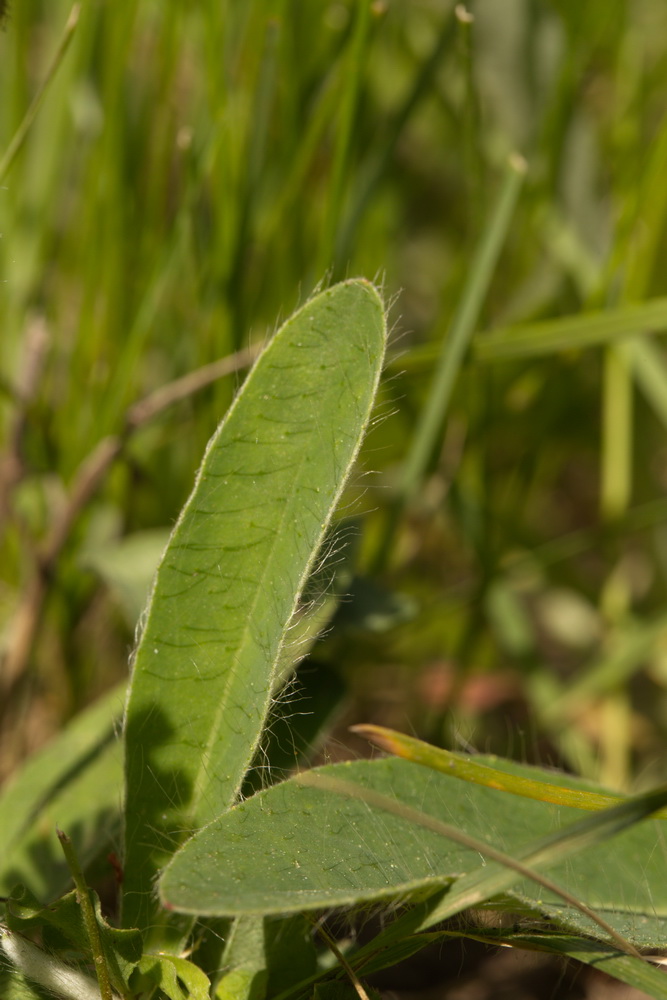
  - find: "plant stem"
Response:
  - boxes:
[310,917,372,1000]
[57,829,116,1000]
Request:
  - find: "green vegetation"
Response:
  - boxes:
[5,2,667,997]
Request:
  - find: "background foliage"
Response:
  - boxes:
[4,0,667,893]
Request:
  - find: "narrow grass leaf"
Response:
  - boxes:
[319,0,373,277]
[467,297,667,362]
[601,344,633,519]
[349,724,664,814]
[395,154,526,504]
[625,336,667,428]
[540,611,667,721]
[0,684,125,901]
[335,13,457,265]
[0,4,80,183]
[0,683,124,864]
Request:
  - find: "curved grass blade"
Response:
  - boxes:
[122,279,387,932]
[391,297,667,371]
[0,684,125,901]
[472,297,667,361]
[350,724,667,817]
[0,683,124,865]
[0,4,80,183]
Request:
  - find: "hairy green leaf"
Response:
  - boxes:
[160,756,667,950]
[122,280,387,931]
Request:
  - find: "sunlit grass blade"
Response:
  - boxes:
[398,154,525,499]
[349,724,654,813]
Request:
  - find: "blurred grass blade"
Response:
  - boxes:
[601,325,667,521]
[350,724,662,813]
[259,68,339,248]
[122,279,386,933]
[228,17,280,346]
[456,5,483,226]
[541,611,667,722]
[615,111,667,303]
[0,683,124,863]
[335,12,457,265]
[0,4,80,183]
[625,336,667,427]
[374,154,525,570]
[601,345,633,519]
[0,683,125,900]
[465,297,667,363]
[318,0,373,278]
[398,153,525,499]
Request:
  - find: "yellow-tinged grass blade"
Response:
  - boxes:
[350,724,667,818]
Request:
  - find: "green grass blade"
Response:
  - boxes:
[398,154,526,502]
[614,111,667,303]
[358,927,667,1000]
[625,336,667,427]
[601,345,633,519]
[373,154,525,570]
[335,12,457,266]
[0,683,124,864]
[227,17,280,347]
[317,0,373,278]
[122,279,387,932]
[0,4,80,184]
[464,297,667,362]
[350,724,659,813]
[0,684,125,900]
[0,741,123,903]
[540,611,667,721]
